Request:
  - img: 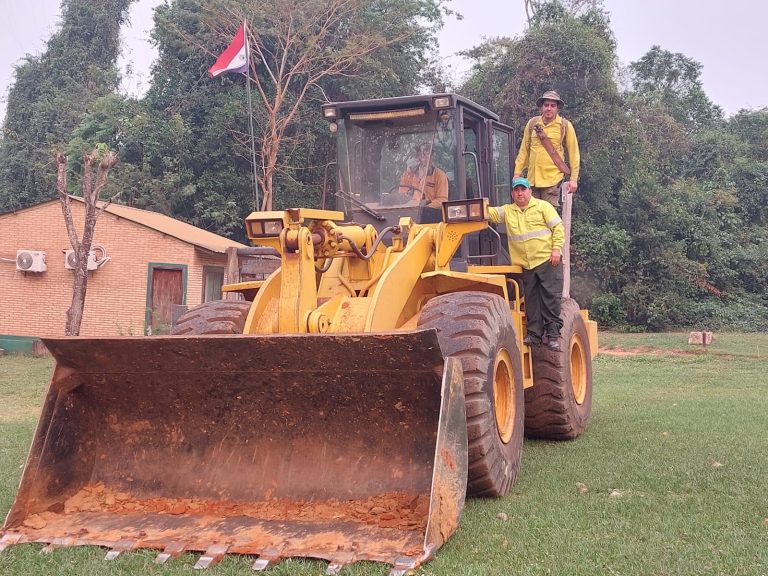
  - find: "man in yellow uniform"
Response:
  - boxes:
[398,143,448,208]
[489,177,565,350]
[514,90,580,208]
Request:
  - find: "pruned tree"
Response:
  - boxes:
[55,147,119,336]
[202,0,446,210]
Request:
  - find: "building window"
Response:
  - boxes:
[203,266,224,302]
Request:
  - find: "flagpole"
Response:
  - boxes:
[245,73,260,211]
[243,21,261,211]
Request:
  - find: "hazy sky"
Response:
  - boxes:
[2,0,767,122]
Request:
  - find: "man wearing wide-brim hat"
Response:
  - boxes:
[513,90,580,208]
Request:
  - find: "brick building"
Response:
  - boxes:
[0,198,246,352]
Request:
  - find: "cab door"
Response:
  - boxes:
[457,107,490,267]
[488,120,515,206]
[483,120,516,265]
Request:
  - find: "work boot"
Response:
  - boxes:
[547,339,562,351]
[523,334,541,346]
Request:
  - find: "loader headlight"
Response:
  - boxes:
[247,218,284,238]
[432,96,452,109]
[442,199,486,223]
[348,108,425,121]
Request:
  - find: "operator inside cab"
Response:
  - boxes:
[397,143,449,208]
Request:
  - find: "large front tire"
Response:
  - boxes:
[418,292,524,497]
[171,300,252,335]
[525,298,593,439]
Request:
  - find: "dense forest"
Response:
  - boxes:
[1,0,766,331]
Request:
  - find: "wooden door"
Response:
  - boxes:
[149,267,183,334]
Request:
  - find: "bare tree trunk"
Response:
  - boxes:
[66,261,89,335]
[259,113,282,211]
[56,150,118,336]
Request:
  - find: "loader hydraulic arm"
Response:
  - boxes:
[243,201,492,335]
[244,208,389,333]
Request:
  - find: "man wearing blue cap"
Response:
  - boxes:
[488,176,565,350]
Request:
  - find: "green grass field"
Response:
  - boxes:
[1,332,766,575]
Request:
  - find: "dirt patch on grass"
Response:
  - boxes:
[600,346,742,361]
[598,346,703,357]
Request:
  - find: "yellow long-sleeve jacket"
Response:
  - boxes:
[514,115,580,188]
[488,198,564,270]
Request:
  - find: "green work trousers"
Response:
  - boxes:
[523,259,563,342]
[532,184,561,207]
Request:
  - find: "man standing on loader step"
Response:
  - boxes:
[489,177,565,351]
[514,90,580,208]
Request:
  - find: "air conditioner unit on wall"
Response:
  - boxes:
[64,249,98,271]
[16,250,47,273]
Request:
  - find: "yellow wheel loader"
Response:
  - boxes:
[1,94,598,574]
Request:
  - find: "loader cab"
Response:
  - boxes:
[322,94,515,266]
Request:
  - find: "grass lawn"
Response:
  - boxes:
[0,332,767,575]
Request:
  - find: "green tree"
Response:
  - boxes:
[524,0,603,23]
[459,0,768,331]
[65,94,198,223]
[0,0,134,211]
[724,108,768,224]
[460,3,641,220]
[201,0,450,210]
[629,46,723,133]
[114,0,446,236]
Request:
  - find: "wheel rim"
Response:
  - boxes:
[570,334,587,405]
[493,349,516,444]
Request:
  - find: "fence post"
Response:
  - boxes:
[224,247,241,300]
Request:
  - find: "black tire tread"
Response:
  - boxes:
[525,298,593,440]
[418,291,524,497]
[172,300,251,335]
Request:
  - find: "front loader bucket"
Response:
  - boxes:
[1,331,467,574]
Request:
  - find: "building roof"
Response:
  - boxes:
[2,198,248,254]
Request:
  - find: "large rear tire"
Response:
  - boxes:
[417,292,524,497]
[525,298,593,439]
[171,300,251,335]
